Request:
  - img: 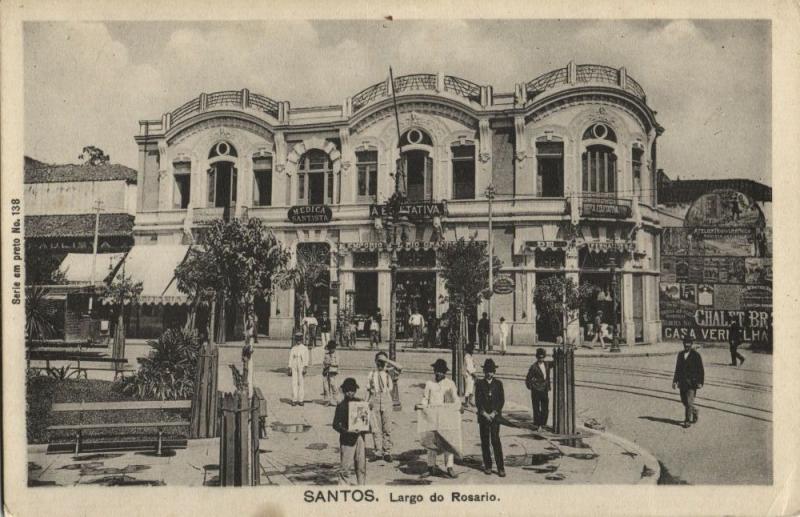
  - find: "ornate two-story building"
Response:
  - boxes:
[131,61,665,345]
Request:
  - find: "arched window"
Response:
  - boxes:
[536,140,564,197]
[399,129,433,201]
[207,142,238,208]
[298,149,332,205]
[582,123,617,142]
[582,144,617,195]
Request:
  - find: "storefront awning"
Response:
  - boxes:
[59,252,127,284]
[104,244,191,305]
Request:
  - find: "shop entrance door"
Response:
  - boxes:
[535,272,564,342]
[633,275,644,343]
[395,271,436,339]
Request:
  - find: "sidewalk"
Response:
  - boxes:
[28,369,659,487]
[127,337,689,358]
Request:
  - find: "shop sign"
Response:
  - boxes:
[288,205,332,224]
[493,275,515,295]
[580,200,632,219]
[369,202,446,220]
[662,308,772,342]
[524,240,568,253]
[583,240,636,253]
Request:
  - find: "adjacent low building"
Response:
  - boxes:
[131,62,666,346]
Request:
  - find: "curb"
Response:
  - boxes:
[578,425,661,485]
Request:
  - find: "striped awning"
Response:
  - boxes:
[104,244,191,305]
[59,252,126,284]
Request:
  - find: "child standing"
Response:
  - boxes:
[332,377,368,485]
[322,340,340,405]
[463,343,477,407]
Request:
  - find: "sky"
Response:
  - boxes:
[24,19,771,185]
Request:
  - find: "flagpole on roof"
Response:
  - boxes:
[389,67,405,195]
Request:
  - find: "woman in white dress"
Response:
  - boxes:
[463,344,476,407]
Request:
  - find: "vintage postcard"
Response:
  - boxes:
[2,1,799,516]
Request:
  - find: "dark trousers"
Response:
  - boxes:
[531,390,549,427]
[679,388,698,423]
[729,344,744,365]
[478,417,504,471]
[479,332,488,352]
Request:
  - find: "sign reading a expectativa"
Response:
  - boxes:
[369,202,446,220]
[288,205,332,224]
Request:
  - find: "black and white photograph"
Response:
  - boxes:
[2,2,798,516]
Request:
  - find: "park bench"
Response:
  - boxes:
[46,400,192,455]
[27,349,129,379]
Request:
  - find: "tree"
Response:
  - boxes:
[79,145,110,166]
[276,243,330,329]
[103,270,143,360]
[437,236,501,393]
[174,248,219,334]
[26,285,56,350]
[181,218,291,393]
[533,276,595,348]
[25,252,67,285]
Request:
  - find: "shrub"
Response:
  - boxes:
[26,373,58,443]
[117,328,200,400]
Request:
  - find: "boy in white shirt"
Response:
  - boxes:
[416,358,460,478]
[366,352,398,462]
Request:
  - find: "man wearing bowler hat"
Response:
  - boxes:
[525,348,550,430]
[332,377,368,485]
[416,358,460,478]
[672,334,705,428]
[474,358,505,476]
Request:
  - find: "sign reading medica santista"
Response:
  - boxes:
[288,205,333,224]
[369,202,446,220]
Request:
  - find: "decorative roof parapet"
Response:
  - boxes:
[526,62,647,103]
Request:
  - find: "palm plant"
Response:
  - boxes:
[26,285,56,348]
[118,328,200,400]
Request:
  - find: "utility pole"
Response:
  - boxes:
[485,184,496,350]
[88,199,104,316]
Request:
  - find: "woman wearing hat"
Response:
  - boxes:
[322,340,340,405]
[415,358,460,478]
[475,358,505,476]
[332,377,368,485]
[525,348,551,430]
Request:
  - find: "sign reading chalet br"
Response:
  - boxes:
[288,205,333,224]
[369,202,446,220]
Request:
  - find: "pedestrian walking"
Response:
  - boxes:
[322,340,340,405]
[302,311,318,347]
[729,320,745,366]
[475,358,505,477]
[416,358,460,478]
[288,332,309,406]
[369,312,380,350]
[463,343,476,407]
[525,348,550,430]
[672,335,705,428]
[592,310,607,350]
[478,312,490,353]
[498,317,509,355]
[366,352,394,462]
[319,311,331,349]
[332,377,368,485]
[409,308,425,349]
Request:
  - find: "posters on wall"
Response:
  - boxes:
[660,190,771,342]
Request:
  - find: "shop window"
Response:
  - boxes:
[536,141,564,198]
[451,143,475,200]
[356,150,378,201]
[581,144,617,196]
[298,149,333,205]
[535,249,565,269]
[632,147,643,199]
[253,155,273,207]
[353,251,378,268]
[172,161,191,209]
[398,249,436,267]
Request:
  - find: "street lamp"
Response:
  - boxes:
[608,256,621,353]
[484,184,496,352]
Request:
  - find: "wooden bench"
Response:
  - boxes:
[47,400,191,455]
[27,350,129,379]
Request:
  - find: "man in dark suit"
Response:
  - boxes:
[729,320,745,366]
[672,334,705,428]
[474,358,505,477]
[525,348,550,430]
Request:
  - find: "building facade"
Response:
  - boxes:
[133,62,665,345]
